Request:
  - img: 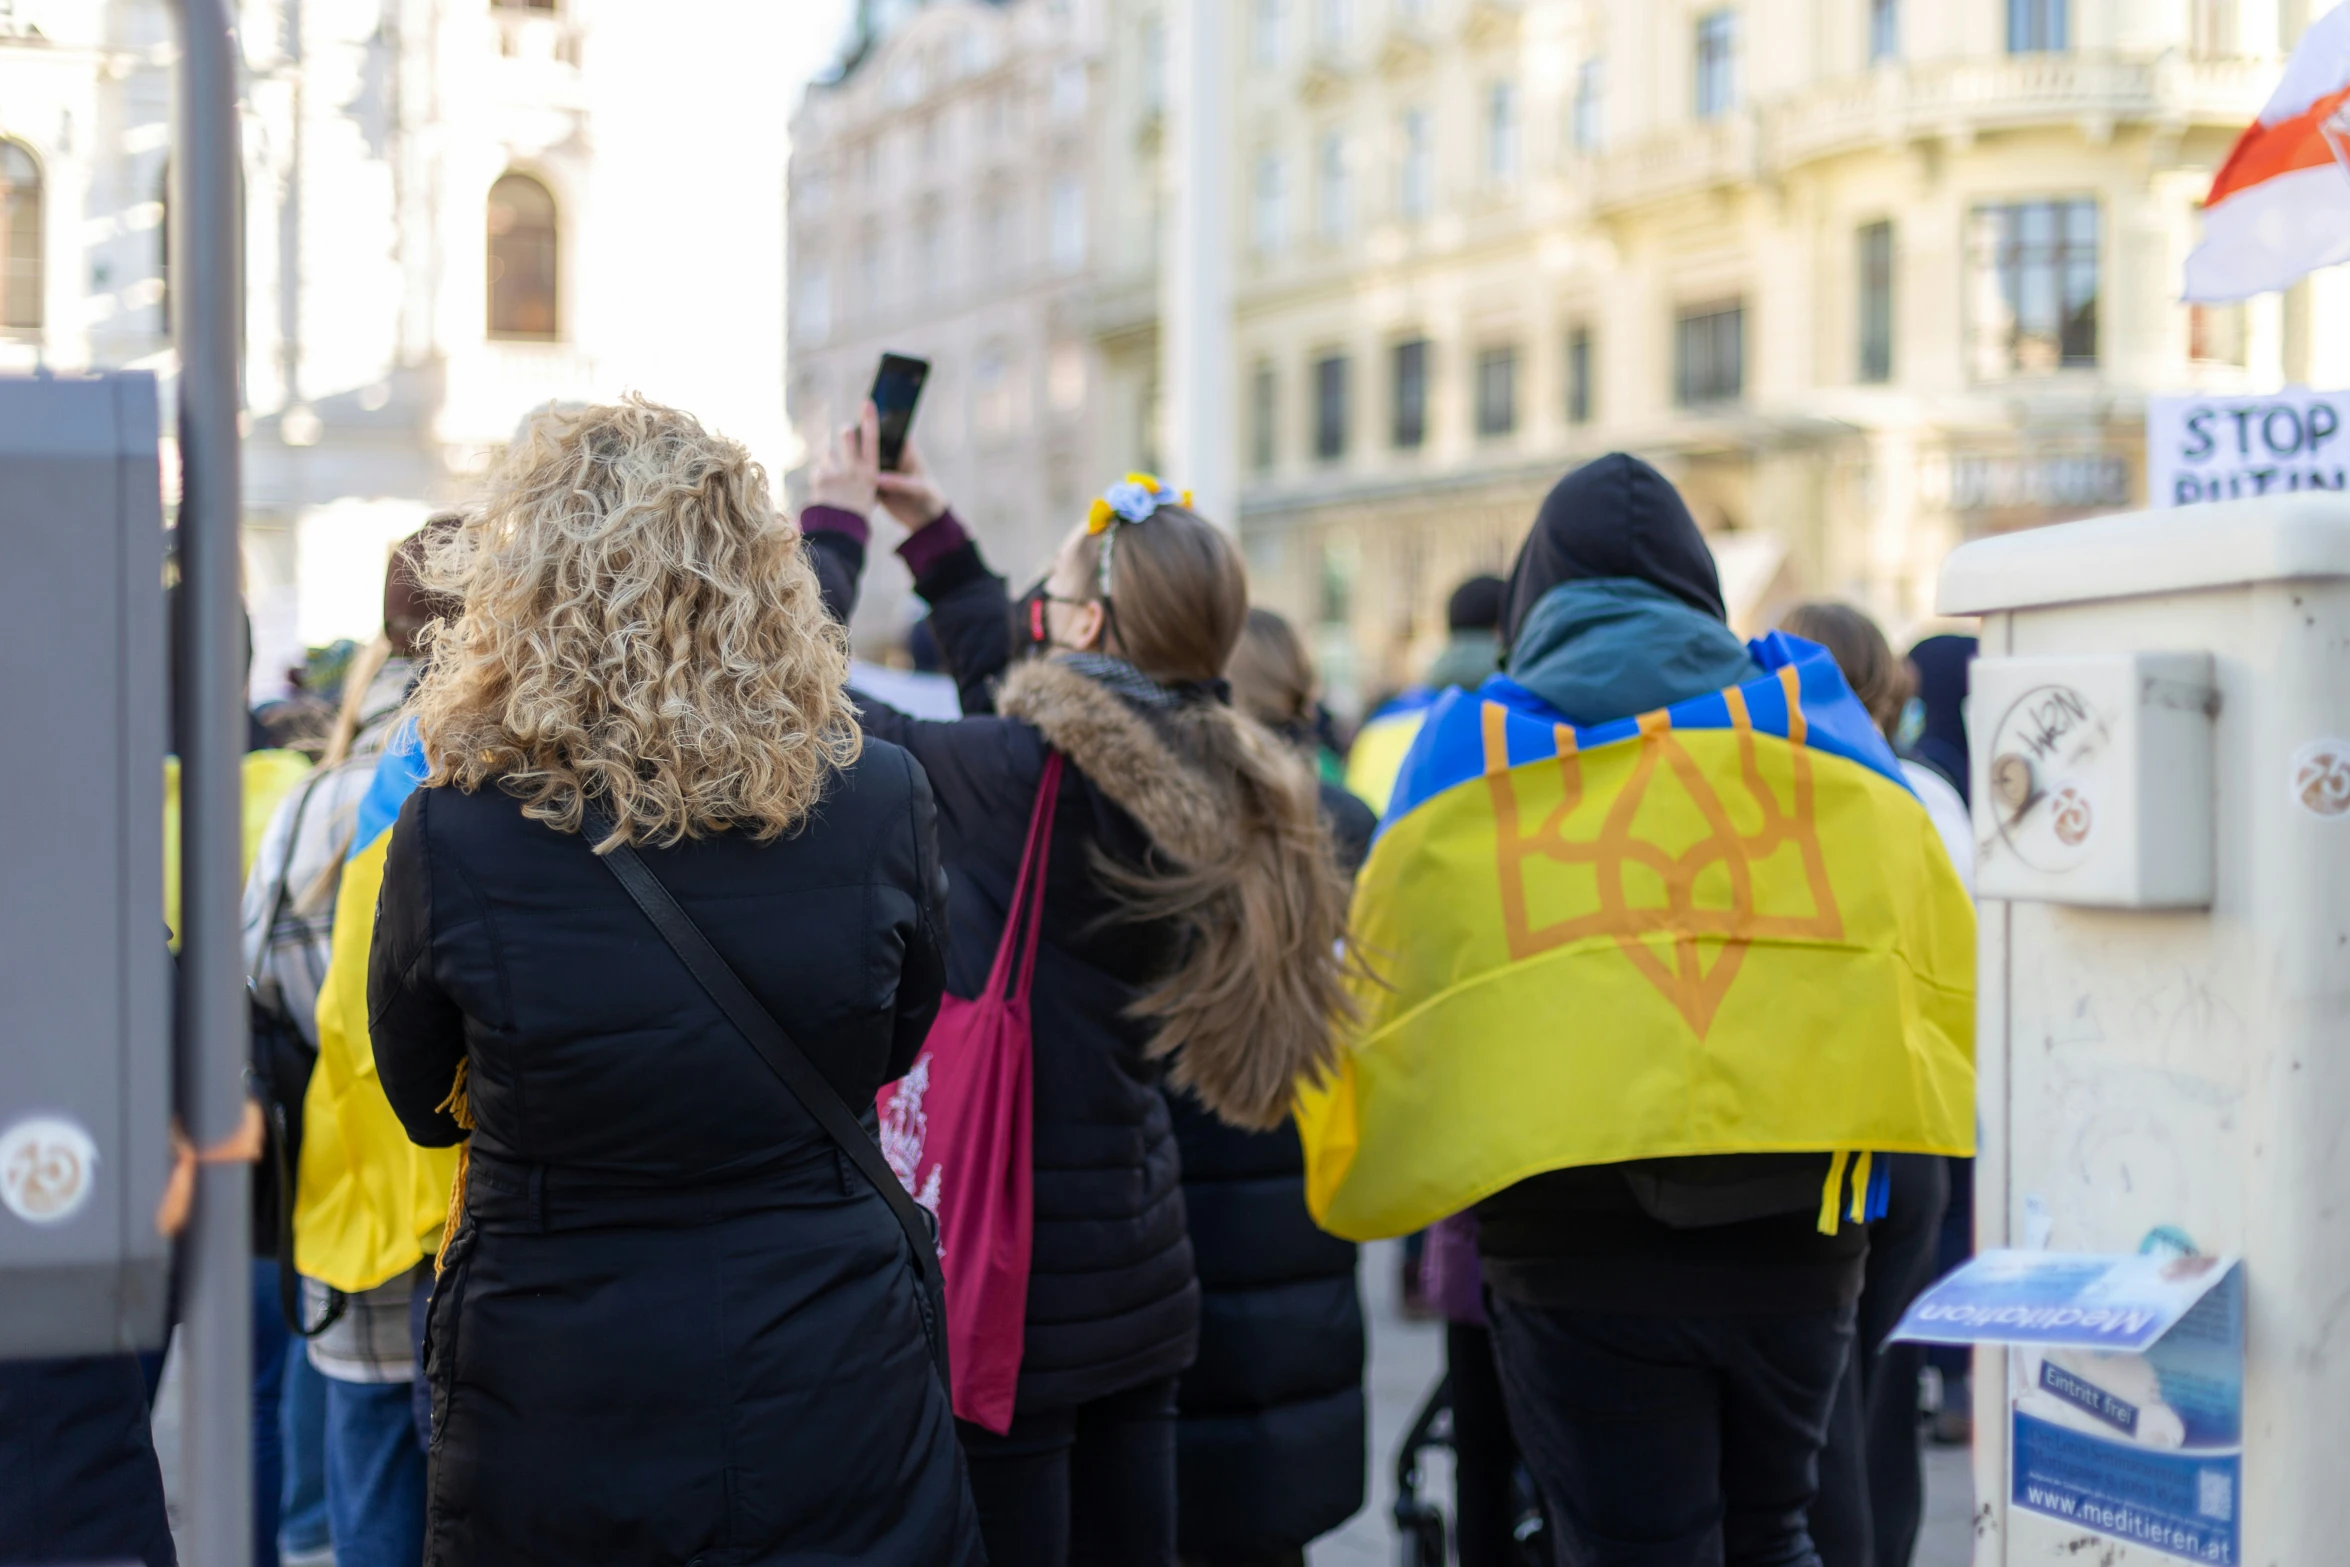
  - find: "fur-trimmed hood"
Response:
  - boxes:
[997,658,1353,1130]
[998,661,1231,863]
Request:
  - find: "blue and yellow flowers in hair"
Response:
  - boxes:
[1085,473,1192,535]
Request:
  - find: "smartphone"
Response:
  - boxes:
[869,353,931,472]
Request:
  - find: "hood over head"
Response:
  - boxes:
[1506,580,1759,728]
[1501,453,1727,648]
[1906,633,1977,805]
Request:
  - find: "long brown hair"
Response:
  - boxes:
[1059,508,1357,1129]
[1779,601,1911,739]
[1066,504,1248,682]
[1226,607,1316,732]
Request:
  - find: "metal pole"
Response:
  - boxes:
[1161,0,1234,528]
[168,2,250,1564]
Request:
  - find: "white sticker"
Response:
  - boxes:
[1985,685,2108,874]
[2290,739,2350,818]
[0,1116,100,1226]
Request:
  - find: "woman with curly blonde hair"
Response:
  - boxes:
[369,399,982,1566]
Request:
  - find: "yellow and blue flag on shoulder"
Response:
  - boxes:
[1296,632,1976,1243]
[1344,687,1440,819]
[294,722,459,1294]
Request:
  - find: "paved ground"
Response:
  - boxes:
[157,1241,1975,1565]
[1311,1241,1976,1567]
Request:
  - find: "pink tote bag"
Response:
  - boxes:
[876,750,1063,1433]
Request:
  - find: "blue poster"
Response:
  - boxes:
[1892,1249,2236,1350]
[1893,1252,2244,1565]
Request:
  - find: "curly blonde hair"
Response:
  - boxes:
[407,397,861,848]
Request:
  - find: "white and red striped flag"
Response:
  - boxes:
[2184,3,2350,302]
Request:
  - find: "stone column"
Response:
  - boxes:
[1160,0,1234,526]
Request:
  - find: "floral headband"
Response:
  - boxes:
[1085,473,1191,598]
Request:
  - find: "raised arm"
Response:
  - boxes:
[798,411,1048,849]
[801,406,1016,719]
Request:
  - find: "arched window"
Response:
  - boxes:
[486,172,558,340]
[1,140,41,332]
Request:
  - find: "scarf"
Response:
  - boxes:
[1057,652,1229,711]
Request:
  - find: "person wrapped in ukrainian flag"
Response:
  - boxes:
[1295,454,1974,1566]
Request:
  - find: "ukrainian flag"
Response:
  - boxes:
[1344,687,1440,818]
[293,723,460,1293]
[1297,633,1975,1243]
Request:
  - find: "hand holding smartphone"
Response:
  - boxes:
[869,353,930,472]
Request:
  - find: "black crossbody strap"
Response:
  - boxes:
[588,820,950,1389]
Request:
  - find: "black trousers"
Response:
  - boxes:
[1813,1155,1951,1567]
[1489,1298,1854,1567]
[0,1354,176,1567]
[1448,1321,1527,1567]
[960,1376,1180,1567]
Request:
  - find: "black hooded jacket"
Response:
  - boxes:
[1472,455,1870,1315]
[1167,782,1373,1558]
[1904,634,1976,804]
[800,507,1204,1414]
[1498,453,1726,649]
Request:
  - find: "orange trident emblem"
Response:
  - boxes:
[1483,666,1843,1037]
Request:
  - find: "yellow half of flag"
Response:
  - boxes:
[1296,649,1975,1242]
[293,804,456,1293]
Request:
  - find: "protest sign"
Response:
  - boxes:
[2147,390,2349,507]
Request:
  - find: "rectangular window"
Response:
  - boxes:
[795,263,831,341]
[1870,0,1899,61]
[1566,324,1593,425]
[915,211,943,302]
[2007,0,2068,52]
[2188,302,2248,366]
[1141,18,1168,111]
[1858,220,1894,384]
[860,229,887,317]
[1314,353,1349,461]
[1674,301,1745,405]
[1475,346,1519,437]
[1048,176,1086,273]
[1316,0,1350,53]
[1253,0,1286,67]
[1317,131,1349,242]
[1573,59,1606,154]
[2193,0,2239,57]
[980,195,1012,278]
[1695,10,1738,120]
[1392,338,1429,449]
[1253,153,1287,256]
[1251,362,1279,472]
[1050,60,1088,121]
[1970,199,2098,375]
[1399,108,1433,222]
[1486,81,1520,183]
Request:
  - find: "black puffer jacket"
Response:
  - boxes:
[1169,781,1373,1556]
[369,747,981,1566]
[804,507,1207,1412]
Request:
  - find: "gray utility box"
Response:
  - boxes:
[0,371,173,1356]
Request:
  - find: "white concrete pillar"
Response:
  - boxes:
[1160,0,1235,527]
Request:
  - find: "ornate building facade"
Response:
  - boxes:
[787,0,1108,652]
[0,0,791,694]
[1091,0,2346,717]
